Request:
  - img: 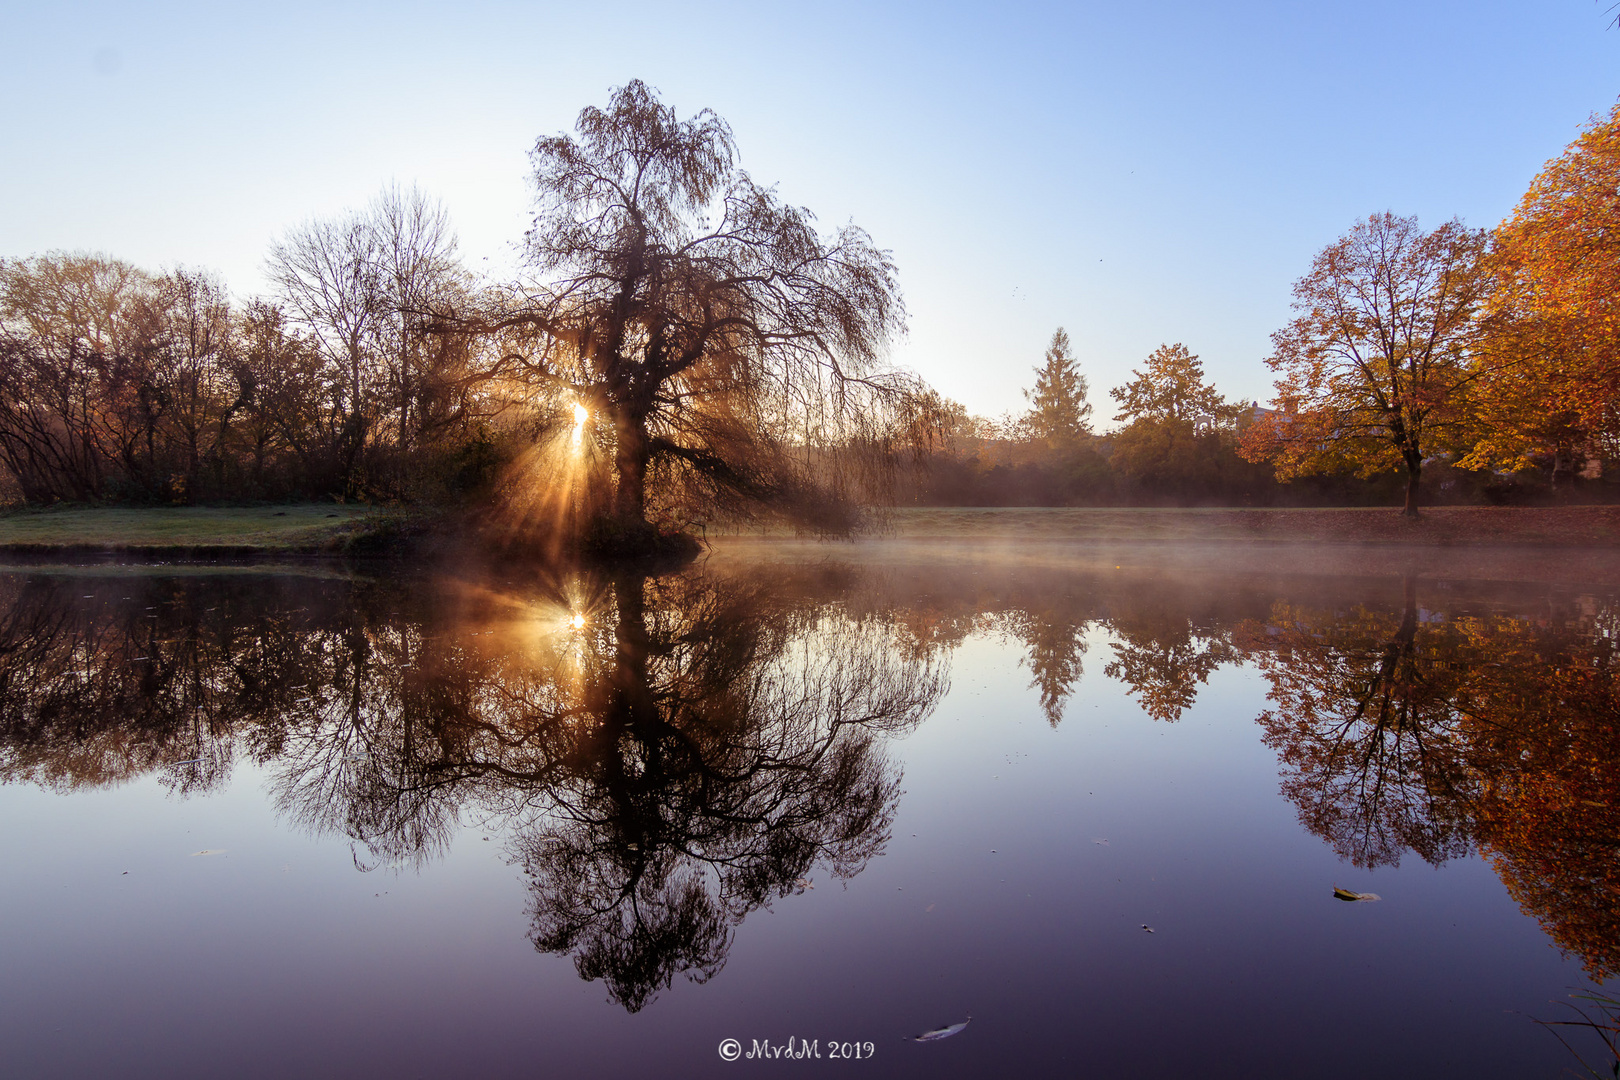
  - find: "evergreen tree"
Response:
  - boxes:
[1023,328,1092,448]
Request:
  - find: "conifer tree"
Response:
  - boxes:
[1023,328,1092,448]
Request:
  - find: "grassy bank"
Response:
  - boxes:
[0,504,407,554]
[716,506,1620,546]
[3,503,1614,557]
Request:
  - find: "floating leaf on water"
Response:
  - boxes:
[189,849,226,857]
[1333,887,1381,902]
[914,1017,970,1042]
[1093,838,1109,846]
[793,878,814,894]
[1142,924,1154,933]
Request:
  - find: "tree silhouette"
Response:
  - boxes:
[431,80,919,549]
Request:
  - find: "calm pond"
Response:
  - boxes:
[1,543,1617,1078]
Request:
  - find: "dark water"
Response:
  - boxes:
[1,545,1617,1079]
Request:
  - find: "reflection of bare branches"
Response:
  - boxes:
[19,561,1620,1002]
[1238,582,1475,868]
[0,574,342,794]
[512,571,939,1011]
[0,563,940,1012]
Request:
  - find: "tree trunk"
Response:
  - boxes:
[1550,449,1573,491]
[1403,461,1422,517]
[612,409,650,529]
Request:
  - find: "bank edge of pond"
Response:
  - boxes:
[0,504,416,556]
[718,506,1620,547]
[1,504,1614,557]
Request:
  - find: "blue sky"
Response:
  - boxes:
[3,0,1616,424]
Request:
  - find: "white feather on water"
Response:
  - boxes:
[914,1017,970,1042]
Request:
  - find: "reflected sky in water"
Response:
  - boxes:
[0,546,1616,1078]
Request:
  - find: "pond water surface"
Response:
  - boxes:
[1,543,1617,1078]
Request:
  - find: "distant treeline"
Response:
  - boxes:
[7,98,1620,515]
[0,190,526,507]
[0,244,1607,511]
[897,337,1614,509]
[918,103,1620,512]
[897,422,1612,509]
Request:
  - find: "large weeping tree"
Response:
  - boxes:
[439,81,915,549]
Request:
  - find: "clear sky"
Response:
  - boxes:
[3,0,1616,425]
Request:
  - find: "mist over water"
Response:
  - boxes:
[0,545,1614,1078]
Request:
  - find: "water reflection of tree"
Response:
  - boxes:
[0,573,353,794]
[1235,582,1620,979]
[8,562,1620,983]
[0,566,942,1010]
[1461,605,1620,980]
[507,572,940,1011]
[259,568,943,1009]
[1007,594,1092,727]
[1235,579,1476,868]
[1103,601,1234,724]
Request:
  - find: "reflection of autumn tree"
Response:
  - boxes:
[1008,598,1091,728]
[1103,601,1233,724]
[1461,607,1620,980]
[1235,580,1477,868]
[10,560,1619,988]
[1237,582,1620,978]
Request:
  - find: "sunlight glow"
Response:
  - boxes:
[571,612,586,630]
[572,402,589,427]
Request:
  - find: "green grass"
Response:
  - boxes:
[0,504,404,552]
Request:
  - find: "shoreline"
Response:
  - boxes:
[0,504,408,555]
[0,504,1612,556]
[716,505,1620,548]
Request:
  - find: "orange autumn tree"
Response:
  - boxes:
[1239,214,1489,515]
[1463,104,1620,480]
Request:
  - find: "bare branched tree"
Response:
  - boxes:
[268,185,468,497]
[429,80,918,546]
